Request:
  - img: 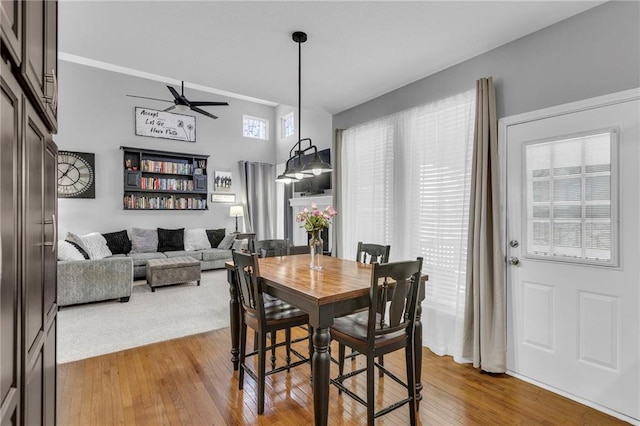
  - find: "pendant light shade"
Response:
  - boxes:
[277,31,332,183]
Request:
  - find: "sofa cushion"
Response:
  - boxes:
[65,240,90,259]
[184,228,211,251]
[206,228,226,248]
[102,230,131,254]
[67,232,112,260]
[57,240,86,261]
[157,228,185,252]
[200,248,232,262]
[164,250,203,261]
[130,228,158,253]
[217,234,236,250]
[127,252,167,267]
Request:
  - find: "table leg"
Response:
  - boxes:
[312,327,331,426]
[227,268,240,371]
[414,302,423,407]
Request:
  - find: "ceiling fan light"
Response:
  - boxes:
[174,104,190,114]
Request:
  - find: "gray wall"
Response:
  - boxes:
[334,1,640,129]
[275,103,332,163]
[56,61,277,238]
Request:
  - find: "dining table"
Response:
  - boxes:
[225,254,427,425]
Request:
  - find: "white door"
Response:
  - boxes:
[503,89,639,422]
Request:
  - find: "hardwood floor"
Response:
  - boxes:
[57,327,626,425]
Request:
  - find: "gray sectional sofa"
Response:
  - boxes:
[57,228,238,307]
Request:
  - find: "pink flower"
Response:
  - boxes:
[311,203,317,209]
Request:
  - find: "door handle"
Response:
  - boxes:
[51,213,56,253]
[508,256,520,266]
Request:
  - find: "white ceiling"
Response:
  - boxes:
[59,1,604,115]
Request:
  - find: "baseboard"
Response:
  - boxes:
[506,370,639,425]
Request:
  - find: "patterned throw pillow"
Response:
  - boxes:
[184,228,211,251]
[57,240,86,261]
[130,228,158,253]
[157,228,185,252]
[66,232,112,260]
[217,234,236,250]
[65,240,90,259]
[206,228,226,248]
[102,230,131,254]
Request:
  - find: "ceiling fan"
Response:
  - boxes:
[127,81,229,119]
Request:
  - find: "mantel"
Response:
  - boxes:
[289,195,333,208]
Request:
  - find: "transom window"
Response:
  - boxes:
[282,112,295,138]
[524,130,618,266]
[243,115,269,140]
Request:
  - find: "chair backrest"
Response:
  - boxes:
[289,245,311,255]
[356,242,390,264]
[250,239,290,257]
[232,250,265,321]
[367,258,423,344]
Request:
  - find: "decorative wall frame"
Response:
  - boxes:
[211,193,236,203]
[135,107,196,142]
[214,171,232,191]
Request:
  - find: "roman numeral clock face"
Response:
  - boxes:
[57,151,95,198]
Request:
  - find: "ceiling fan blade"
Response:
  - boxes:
[126,94,173,103]
[189,101,229,106]
[164,105,176,112]
[167,85,182,102]
[191,106,218,119]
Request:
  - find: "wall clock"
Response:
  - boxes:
[57,151,95,198]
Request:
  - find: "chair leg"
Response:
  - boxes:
[351,348,358,363]
[258,332,267,415]
[366,354,375,426]
[308,326,314,379]
[405,345,417,425]
[378,355,384,378]
[238,322,247,390]
[338,344,346,395]
[270,331,277,370]
[285,328,291,372]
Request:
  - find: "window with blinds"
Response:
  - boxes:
[524,130,618,266]
[341,89,476,315]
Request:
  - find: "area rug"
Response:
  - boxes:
[57,269,230,363]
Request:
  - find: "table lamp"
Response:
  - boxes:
[230,205,244,233]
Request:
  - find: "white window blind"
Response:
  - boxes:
[341,89,476,358]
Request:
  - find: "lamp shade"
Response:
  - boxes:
[229,206,244,217]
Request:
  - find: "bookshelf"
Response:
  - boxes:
[121,146,209,210]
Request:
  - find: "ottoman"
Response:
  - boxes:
[146,256,201,292]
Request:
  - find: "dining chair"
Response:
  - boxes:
[232,250,311,414]
[250,238,290,258]
[330,257,424,425]
[350,241,392,372]
[356,241,390,264]
[289,245,311,255]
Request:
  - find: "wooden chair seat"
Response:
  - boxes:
[331,312,408,350]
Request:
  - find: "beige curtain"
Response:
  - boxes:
[462,77,506,373]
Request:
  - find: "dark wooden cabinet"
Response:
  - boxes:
[20,0,57,132]
[121,146,209,210]
[0,1,58,423]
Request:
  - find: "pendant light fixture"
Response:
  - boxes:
[276,31,332,184]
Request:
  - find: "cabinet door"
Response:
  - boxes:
[0,58,21,426]
[0,0,22,65]
[194,175,207,192]
[21,0,57,133]
[124,170,141,190]
[43,139,57,317]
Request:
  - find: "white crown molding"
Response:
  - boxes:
[58,52,278,107]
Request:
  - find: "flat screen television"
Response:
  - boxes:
[293,148,331,195]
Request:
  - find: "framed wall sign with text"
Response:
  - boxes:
[135,107,196,142]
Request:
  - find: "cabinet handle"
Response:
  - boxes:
[51,213,57,252]
[44,69,57,110]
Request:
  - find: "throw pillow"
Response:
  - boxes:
[102,230,132,255]
[206,228,226,248]
[184,228,211,251]
[130,228,158,253]
[217,234,236,250]
[64,240,90,259]
[157,228,185,252]
[57,240,85,261]
[66,232,112,260]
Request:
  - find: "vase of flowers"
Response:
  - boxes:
[296,203,337,270]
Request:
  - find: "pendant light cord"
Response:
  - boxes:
[297,38,302,153]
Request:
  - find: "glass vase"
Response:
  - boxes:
[309,230,323,270]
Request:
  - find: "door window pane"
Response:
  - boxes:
[524,131,616,265]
